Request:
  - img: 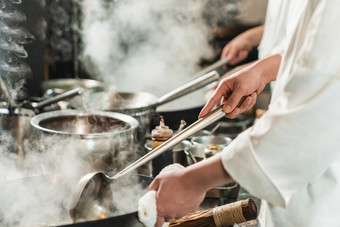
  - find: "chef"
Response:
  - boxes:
[149,0,340,226]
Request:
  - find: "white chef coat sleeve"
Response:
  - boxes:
[222,0,340,208]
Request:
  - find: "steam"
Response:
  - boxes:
[80,0,219,97]
[0,133,92,226]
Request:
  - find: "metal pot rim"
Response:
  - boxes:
[30,109,139,137]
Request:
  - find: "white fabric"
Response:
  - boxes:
[258,0,291,59]
[222,0,340,226]
[138,164,184,227]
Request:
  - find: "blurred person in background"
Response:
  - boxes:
[150,1,340,226]
[214,1,291,90]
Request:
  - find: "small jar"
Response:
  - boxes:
[151,116,173,176]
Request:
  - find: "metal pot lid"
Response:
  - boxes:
[30,109,139,137]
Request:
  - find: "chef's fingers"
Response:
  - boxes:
[225,107,241,119]
[149,178,160,191]
[221,87,249,114]
[226,47,238,65]
[155,216,165,227]
[236,92,257,112]
[199,87,230,118]
[221,45,230,60]
[225,92,257,119]
[234,50,249,64]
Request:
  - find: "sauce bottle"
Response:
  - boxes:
[151,116,173,176]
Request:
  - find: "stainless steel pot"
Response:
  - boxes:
[30,110,139,172]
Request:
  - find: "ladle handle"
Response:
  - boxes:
[111,105,226,181]
[33,87,84,109]
[156,58,229,107]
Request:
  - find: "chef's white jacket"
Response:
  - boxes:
[222,0,340,226]
[258,0,291,59]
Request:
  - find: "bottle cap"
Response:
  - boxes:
[151,116,173,139]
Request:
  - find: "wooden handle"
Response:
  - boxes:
[169,199,257,227]
[213,199,257,227]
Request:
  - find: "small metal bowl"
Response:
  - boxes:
[191,135,232,147]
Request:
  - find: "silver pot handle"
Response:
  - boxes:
[155,58,229,107]
[33,87,84,109]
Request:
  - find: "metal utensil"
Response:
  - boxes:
[69,104,227,222]
[69,58,229,113]
[31,87,84,110]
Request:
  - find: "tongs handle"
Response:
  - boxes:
[156,58,229,107]
[111,105,226,181]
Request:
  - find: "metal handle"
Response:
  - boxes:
[155,58,228,107]
[33,87,84,109]
[111,105,226,181]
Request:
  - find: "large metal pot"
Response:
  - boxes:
[30,110,139,172]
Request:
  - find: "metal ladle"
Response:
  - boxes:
[69,104,228,222]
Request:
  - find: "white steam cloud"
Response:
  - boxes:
[80,0,217,98]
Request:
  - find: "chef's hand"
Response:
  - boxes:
[149,168,206,227]
[200,54,282,119]
[149,155,232,227]
[221,25,264,66]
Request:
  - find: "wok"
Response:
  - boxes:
[68,59,229,130]
[69,70,222,114]
[0,174,152,227]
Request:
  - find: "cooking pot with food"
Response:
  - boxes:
[30,109,139,172]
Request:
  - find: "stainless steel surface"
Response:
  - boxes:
[30,110,139,171]
[144,139,192,166]
[191,135,232,147]
[113,105,226,179]
[69,105,226,222]
[69,70,221,113]
[68,60,226,137]
[186,148,198,163]
[33,87,83,109]
[190,58,228,78]
[155,70,220,107]
[0,106,35,155]
[205,182,239,199]
[41,78,107,94]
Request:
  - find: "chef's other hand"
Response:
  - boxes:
[149,169,206,227]
[221,25,264,66]
[200,54,281,119]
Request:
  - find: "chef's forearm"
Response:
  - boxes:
[182,154,233,193]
